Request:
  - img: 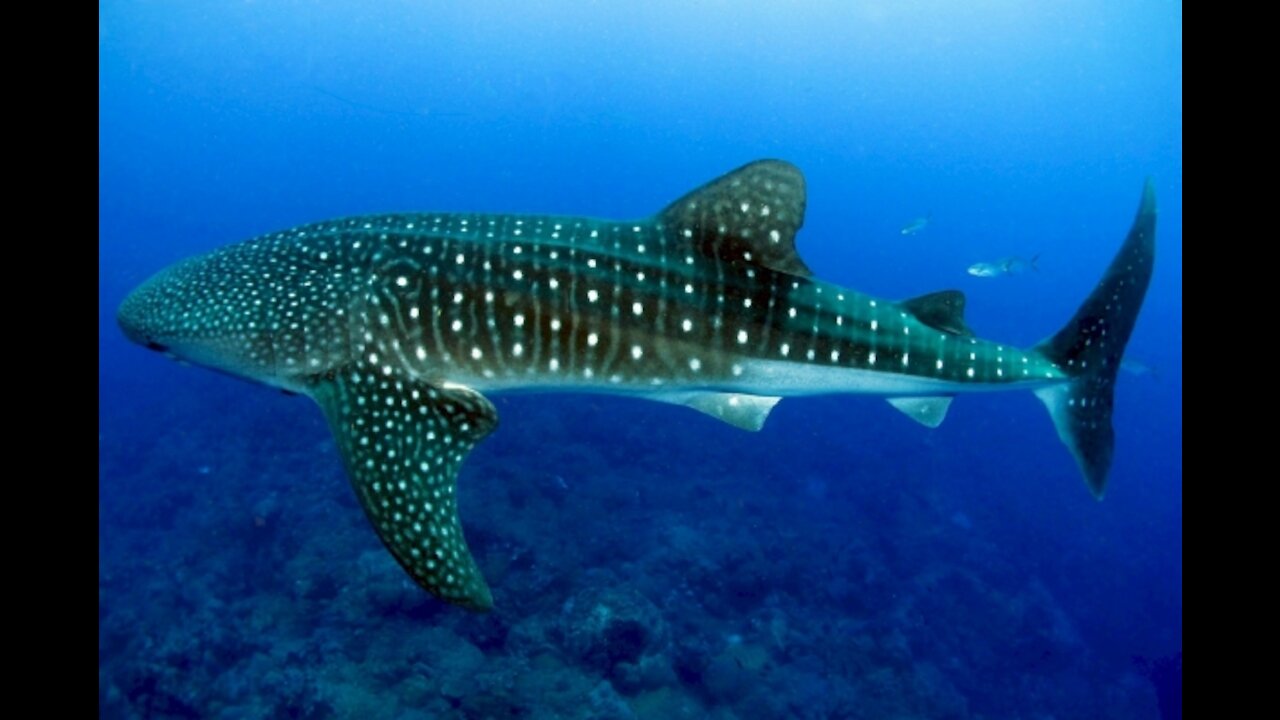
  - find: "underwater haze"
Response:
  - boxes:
[99,2,1182,719]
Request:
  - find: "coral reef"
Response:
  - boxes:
[99,389,1174,719]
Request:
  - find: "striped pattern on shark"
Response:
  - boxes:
[118,160,1156,610]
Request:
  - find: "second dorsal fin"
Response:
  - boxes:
[902,290,973,337]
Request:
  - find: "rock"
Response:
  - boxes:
[560,585,669,677]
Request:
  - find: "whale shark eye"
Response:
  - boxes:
[145,341,169,353]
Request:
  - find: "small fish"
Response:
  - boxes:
[968,254,1040,278]
[900,215,931,236]
[1120,358,1159,380]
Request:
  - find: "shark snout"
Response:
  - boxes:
[117,281,169,352]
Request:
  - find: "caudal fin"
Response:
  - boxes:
[1034,180,1156,498]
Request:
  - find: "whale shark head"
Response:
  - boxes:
[120,258,274,384]
[117,235,367,393]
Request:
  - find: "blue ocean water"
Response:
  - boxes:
[99,3,1182,719]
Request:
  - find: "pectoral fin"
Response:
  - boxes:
[310,373,498,611]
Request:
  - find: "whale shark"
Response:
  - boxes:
[118,160,1156,611]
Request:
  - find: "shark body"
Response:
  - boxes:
[118,161,1156,610]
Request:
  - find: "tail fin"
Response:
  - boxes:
[1034,180,1157,498]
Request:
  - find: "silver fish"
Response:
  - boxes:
[968,254,1040,277]
[900,216,931,235]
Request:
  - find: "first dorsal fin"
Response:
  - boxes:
[902,290,973,337]
[658,160,811,277]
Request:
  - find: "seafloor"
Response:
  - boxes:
[99,373,1175,719]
